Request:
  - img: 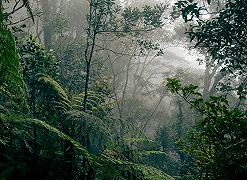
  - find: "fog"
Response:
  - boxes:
[1,0,246,179]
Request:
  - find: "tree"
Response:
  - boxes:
[176,0,247,77]
[163,1,247,178]
[1,2,178,179]
[166,78,247,179]
[82,0,166,112]
[174,0,247,105]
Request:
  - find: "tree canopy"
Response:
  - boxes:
[0,0,246,179]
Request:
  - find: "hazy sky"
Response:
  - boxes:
[167,47,205,70]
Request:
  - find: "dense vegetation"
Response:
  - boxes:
[0,0,246,179]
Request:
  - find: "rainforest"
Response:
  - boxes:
[0,0,246,179]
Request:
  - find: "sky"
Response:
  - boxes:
[167,47,205,70]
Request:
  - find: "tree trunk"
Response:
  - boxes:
[41,0,53,48]
[63,141,74,180]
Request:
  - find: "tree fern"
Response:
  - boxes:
[0,113,93,159]
[1,113,171,180]
[35,75,111,137]
[134,164,174,180]
[65,110,112,140]
[95,149,174,180]
[72,90,112,118]
[35,74,72,113]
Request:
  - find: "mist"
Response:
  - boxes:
[0,0,246,179]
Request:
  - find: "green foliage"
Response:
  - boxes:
[176,0,247,72]
[34,74,112,147]
[0,1,177,179]
[166,78,247,179]
[0,113,92,158]
[87,0,166,34]
[72,91,111,118]
[134,164,174,180]
[176,1,202,22]
[122,4,167,32]
[167,1,247,178]
[17,37,59,84]
[0,7,27,111]
[72,76,112,118]
[99,148,174,180]
[35,74,72,116]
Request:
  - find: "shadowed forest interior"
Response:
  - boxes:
[0,0,246,179]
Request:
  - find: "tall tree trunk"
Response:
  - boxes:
[176,99,183,139]
[41,0,52,48]
[83,62,91,111]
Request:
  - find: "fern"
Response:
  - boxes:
[134,164,174,180]
[65,110,112,140]
[35,75,111,137]
[1,113,170,180]
[72,91,108,111]
[123,138,156,144]
[0,113,93,160]
[36,74,72,113]
[96,150,174,180]
[37,74,69,101]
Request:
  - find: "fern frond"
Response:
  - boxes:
[97,151,174,180]
[134,150,167,156]
[37,74,68,100]
[72,92,106,107]
[65,110,111,139]
[36,74,72,111]
[0,113,93,160]
[134,164,174,180]
[123,138,156,144]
